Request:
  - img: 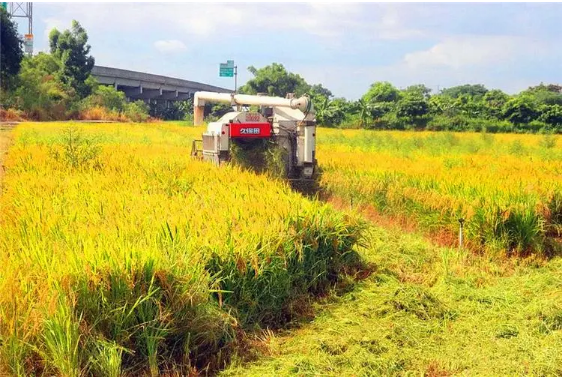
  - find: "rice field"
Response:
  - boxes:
[0,122,560,376]
[0,122,364,376]
[317,129,562,255]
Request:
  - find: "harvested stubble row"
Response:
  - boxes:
[0,123,364,376]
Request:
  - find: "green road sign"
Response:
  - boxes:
[219,62,234,77]
[219,69,234,77]
[1,2,7,11]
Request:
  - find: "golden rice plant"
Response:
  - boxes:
[316,128,561,255]
[0,122,365,376]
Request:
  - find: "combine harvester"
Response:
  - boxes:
[191,92,318,184]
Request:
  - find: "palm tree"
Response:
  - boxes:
[357,98,372,128]
[315,96,330,125]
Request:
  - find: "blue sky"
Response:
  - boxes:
[12,2,563,100]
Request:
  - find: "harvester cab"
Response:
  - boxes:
[191,92,317,181]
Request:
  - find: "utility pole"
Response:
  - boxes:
[9,2,33,55]
[234,65,238,94]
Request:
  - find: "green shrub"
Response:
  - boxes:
[520,120,548,133]
[373,113,406,130]
[81,85,127,112]
[183,112,194,124]
[426,115,469,131]
[124,100,150,122]
[77,87,150,122]
[479,119,514,133]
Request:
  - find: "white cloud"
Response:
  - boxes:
[185,5,245,36]
[154,40,187,54]
[289,3,364,38]
[35,3,424,42]
[372,3,427,40]
[403,35,547,69]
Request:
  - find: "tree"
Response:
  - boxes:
[538,104,562,128]
[526,83,562,94]
[307,83,334,124]
[454,94,487,117]
[502,96,539,125]
[14,52,75,119]
[362,82,400,103]
[314,96,348,127]
[393,85,432,126]
[356,98,373,128]
[396,92,429,120]
[428,95,458,117]
[314,96,331,126]
[328,98,350,126]
[429,88,490,120]
[522,84,562,106]
[0,8,24,90]
[440,84,488,99]
[482,89,509,119]
[405,84,432,99]
[309,83,333,99]
[49,20,95,98]
[240,63,310,97]
[124,100,149,122]
[361,82,401,124]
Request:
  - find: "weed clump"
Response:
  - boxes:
[48,127,102,170]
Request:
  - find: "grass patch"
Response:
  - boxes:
[222,225,562,377]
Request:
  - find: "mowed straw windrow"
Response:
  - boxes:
[0,122,365,376]
[316,129,562,256]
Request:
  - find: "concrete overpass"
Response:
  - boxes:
[91,66,231,103]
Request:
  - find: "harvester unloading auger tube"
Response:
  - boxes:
[191,91,317,180]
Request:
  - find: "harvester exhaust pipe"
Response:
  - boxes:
[193,92,312,126]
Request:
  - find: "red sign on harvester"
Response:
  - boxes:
[229,123,271,138]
